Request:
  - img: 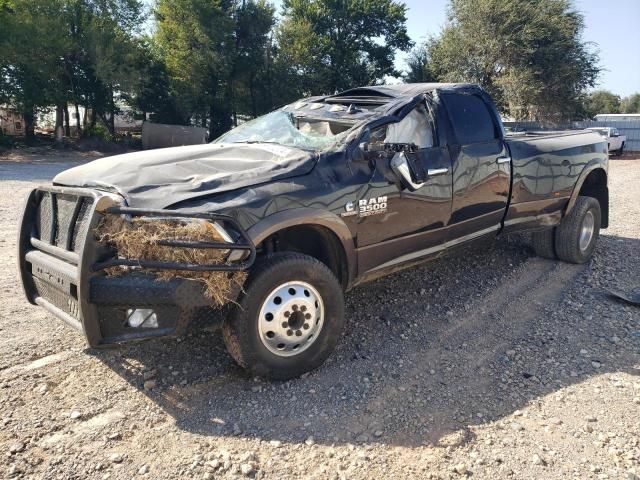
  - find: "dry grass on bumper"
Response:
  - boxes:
[96,215,246,306]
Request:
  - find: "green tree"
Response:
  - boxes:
[0,0,69,140]
[62,0,147,136]
[155,0,233,134]
[155,0,276,137]
[404,43,437,83]
[120,37,186,124]
[229,0,276,119]
[583,90,621,117]
[621,93,640,114]
[423,0,600,121]
[277,0,412,97]
[0,0,148,140]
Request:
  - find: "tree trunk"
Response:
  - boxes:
[249,73,257,118]
[109,114,115,137]
[209,100,216,140]
[23,107,36,144]
[55,104,64,142]
[64,103,71,137]
[74,103,81,137]
[108,87,116,138]
[90,104,97,129]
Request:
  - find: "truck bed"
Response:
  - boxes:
[502,129,607,231]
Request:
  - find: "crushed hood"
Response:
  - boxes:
[53,143,316,209]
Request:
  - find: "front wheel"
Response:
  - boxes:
[223,253,344,380]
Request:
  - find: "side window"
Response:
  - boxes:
[370,103,434,149]
[443,93,498,144]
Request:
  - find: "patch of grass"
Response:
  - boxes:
[96,216,246,306]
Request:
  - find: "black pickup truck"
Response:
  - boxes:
[18,83,608,379]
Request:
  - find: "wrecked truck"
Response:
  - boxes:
[18,83,609,380]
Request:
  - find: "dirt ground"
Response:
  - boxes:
[0,151,638,480]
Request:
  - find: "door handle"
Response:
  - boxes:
[427,167,449,176]
[496,156,511,164]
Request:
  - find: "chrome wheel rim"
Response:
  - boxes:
[579,210,595,252]
[258,281,325,357]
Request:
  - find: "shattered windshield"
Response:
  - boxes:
[213,110,352,151]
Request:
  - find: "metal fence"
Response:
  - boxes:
[503,119,640,152]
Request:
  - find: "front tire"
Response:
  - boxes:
[555,196,601,264]
[223,253,344,380]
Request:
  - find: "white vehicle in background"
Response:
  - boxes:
[586,127,626,155]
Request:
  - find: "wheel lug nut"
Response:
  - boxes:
[284,311,290,318]
[282,322,288,328]
[304,313,311,320]
[295,330,302,337]
[287,329,293,336]
[303,323,310,330]
[292,305,299,311]
[300,305,307,312]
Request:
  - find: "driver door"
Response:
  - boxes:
[356,103,453,274]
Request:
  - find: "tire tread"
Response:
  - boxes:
[531,228,556,259]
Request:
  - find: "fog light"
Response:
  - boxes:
[126,309,158,328]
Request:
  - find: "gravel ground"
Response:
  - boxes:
[0,152,639,480]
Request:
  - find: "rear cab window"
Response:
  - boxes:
[442,93,499,144]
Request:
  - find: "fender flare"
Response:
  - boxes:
[246,208,357,288]
[565,161,608,224]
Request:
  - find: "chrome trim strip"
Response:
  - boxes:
[368,224,501,273]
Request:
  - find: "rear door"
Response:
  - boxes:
[439,91,511,242]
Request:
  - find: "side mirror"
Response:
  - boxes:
[390,152,426,191]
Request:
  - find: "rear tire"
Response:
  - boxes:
[223,252,344,380]
[618,143,624,156]
[531,228,557,259]
[555,196,601,264]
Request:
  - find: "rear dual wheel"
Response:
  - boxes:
[532,195,601,264]
[223,253,344,380]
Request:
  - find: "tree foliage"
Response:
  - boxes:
[0,0,149,140]
[3,0,630,142]
[403,43,437,84]
[583,90,621,117]
[277,0,412,96]
[154,0,276,137]
[621,93,640,114]
[415,0,601,121]
[0,0,70,137]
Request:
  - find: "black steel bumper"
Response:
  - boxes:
[17,186,255,347]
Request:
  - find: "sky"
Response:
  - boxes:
[144,0,640,97]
